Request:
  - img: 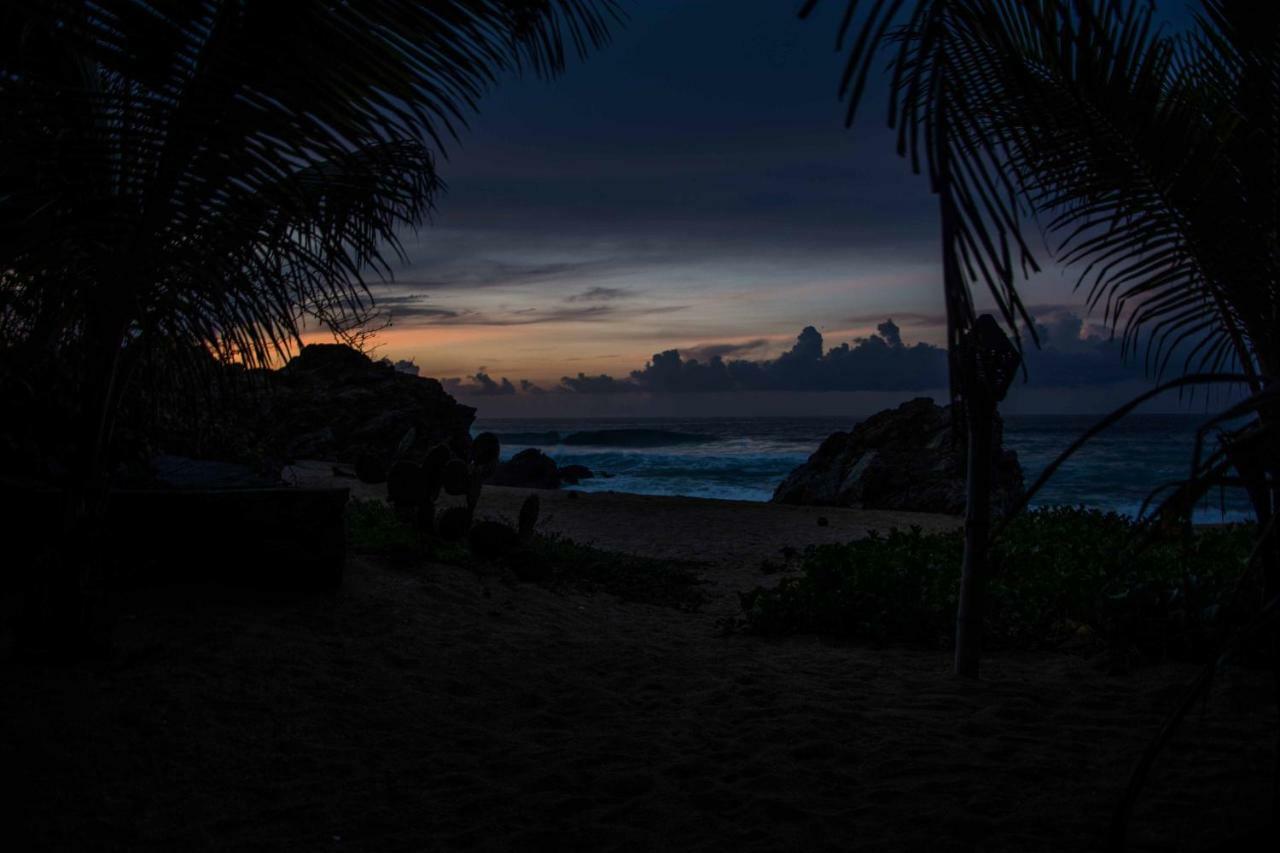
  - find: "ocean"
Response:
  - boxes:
[473,414,1254,523]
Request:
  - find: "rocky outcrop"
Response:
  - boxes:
[488,448,562,490]
[771,397,1023,516]
[558,464,594,485]
[485,452,597,490]
[267,344,475,464]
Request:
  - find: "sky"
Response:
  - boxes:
[325,0,1202,418]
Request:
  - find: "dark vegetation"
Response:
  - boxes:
[348,497,708,612]
[0,0,619,657]
[3,0,1277,846]
[734,508,1258,664]
[349,428,707,610]
[801,1,1280,838]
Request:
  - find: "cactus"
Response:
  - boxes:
[386,460,422,506]
[441,458,470,496]
[437,506,472,542]
[393,426,417,461]
[467,519,517,560]
[355,448,387,484]
[517,494,540,544]
[466,492,543,573]
[421,444,451,498]
[376,432,512,557]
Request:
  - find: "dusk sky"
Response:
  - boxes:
[335,0,1196,417]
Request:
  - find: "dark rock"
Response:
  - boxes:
[771,397,1023,516]
[558,464,594,485]
[816,516,829,527]
[269,344,474,465]
[488,448,561,490]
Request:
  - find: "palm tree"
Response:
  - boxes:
[0,0,620,653]
[800,0,1278,839]
[801,0,1277,639]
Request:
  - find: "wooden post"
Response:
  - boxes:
[955,376,994,678]
[951,316,1018,679]
[935,102,1019,678]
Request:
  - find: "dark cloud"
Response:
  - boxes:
[400,302,689,327]
[392,258,623,292]
[433,311,1156,401]
[391,358,419,376]
[566,286,634,302]
[545,311,1152,396]
[444,372,517,396]
[560,321,947,394]
[559,373,643,394]
[1020,309,1144,387]
[366,293,461,322]
[845,311,946,327]
[680,338,769,363]
[876,319,902,348]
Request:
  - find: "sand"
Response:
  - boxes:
[287,460,963,609]
[2,473,1276,851]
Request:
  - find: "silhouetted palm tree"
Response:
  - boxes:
[802,0,1278,838]
[0,0,619,651]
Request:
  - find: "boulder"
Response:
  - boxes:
[558,464,594,485]
[489,448,561,490]
[267,344,475,464]
[771,397,1023,516]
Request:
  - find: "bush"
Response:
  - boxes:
[345,498,708,610]
[734,507,1256,659]
[347,497,420,554]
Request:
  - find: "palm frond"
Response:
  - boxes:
[0,1,621,374]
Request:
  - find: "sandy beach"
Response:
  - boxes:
[2,477,1275,851]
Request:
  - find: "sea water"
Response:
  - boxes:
[473,414,1254,523]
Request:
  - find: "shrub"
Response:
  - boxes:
[344,498,708,610]
[734,507,1255,660]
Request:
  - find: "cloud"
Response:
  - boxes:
[391,358,420,376]
[559,373,643,394]
[401,303,690,327]
[392,258,624,292]
[560,321,948,394]
[876,318,902,348]
[1020,308,1144,386]
[444,372,517,396]
[367,279,689,327]
[366,293,461,322]
[845,310,946,328]
[438,310,1154,400]
[565,286,634,302]
[680,338,770,362]
[547,310,1152,395]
